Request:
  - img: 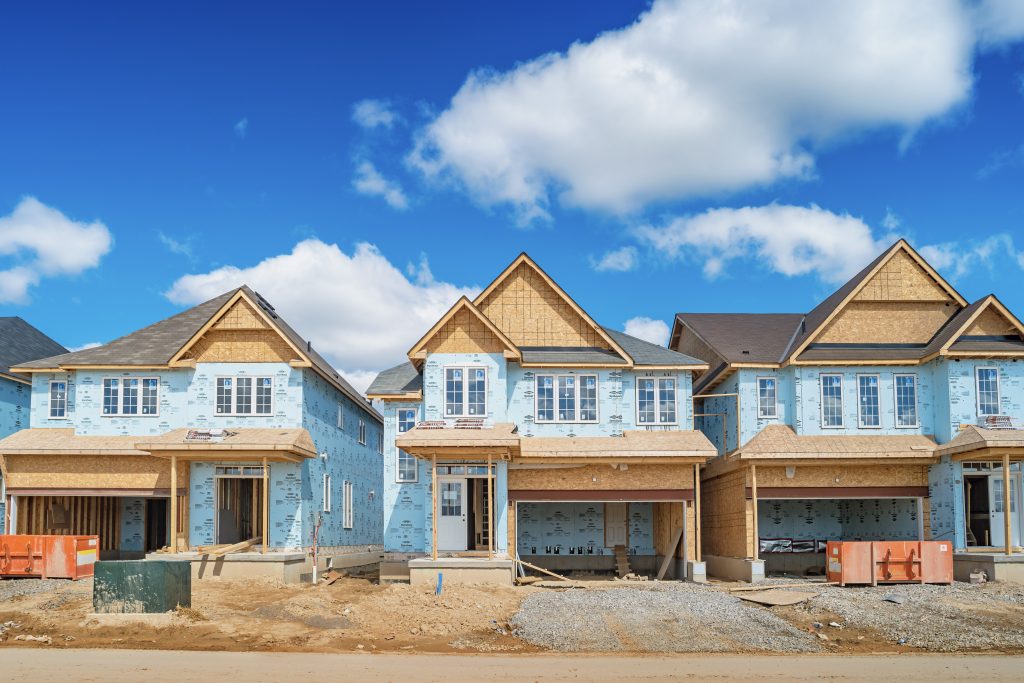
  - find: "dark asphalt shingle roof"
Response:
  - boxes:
[0,317,68,380]
[519,346,629,365]
[366,361,423,396]
[675,313,803,364]
[603,328,706,367]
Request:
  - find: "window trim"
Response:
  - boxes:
[336,403,345,430]
[342,480,354,529]
[396,408,419,483]
[820,373,845,429]
[444,366,488,417]
[215,375,274,416]
[534,373,600,424]
[976,366,1001,417]
[634,376,679,426]
[101,376,161,417]
[856,373,882,429]
[756,376,778,420]
[893,373,920,429]
[322,473,332,513]
[358,419,367,445]
[376,431,384,455]
[48,379,68,420]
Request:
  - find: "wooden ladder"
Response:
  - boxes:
[614,544,632,578]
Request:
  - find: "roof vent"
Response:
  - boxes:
[307,340,312,352]
[741,350,750,355]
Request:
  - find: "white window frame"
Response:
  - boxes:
[756,377,778,419]
[396,408,419,483]
[534,374,599,423]
[635,376,679,426]
[376,431,384,454]
[976,367,1001,417]
[101,377,161,417]
[820,374,845,429]
[444,366,487,417]
[893,373,920,428]
[358,419,366,445]
[322,473,332,513]
[856,373,881,429]
[215,375,274,416]
[336,403,345,429]
[48,379,68,419]
[342,480,354,529]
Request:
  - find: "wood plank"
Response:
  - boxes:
[514,558,571,582]
[208,536,261,557]
[656,526,684,580]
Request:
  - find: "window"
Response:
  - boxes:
[445,367,486,416]
[535,374,598,423]
[343,480,354,529]
[358,419,366,445]
[977,367,1000,416]
[857,374,880,428]
[215,376,273,415]
[322,473,332,513]
[757,377,777,419]
[820,374,844,428]
[894,374,919,428]
[636,377,678,425]
[336,403,345,429]
[102,377,160,416]
[376,431,384,454]
[49,380,67,419]
[396,408,418,483]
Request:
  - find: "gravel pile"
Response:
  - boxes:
[799,582,1024,651]
[0,578,80,603]
[510,583,820,653]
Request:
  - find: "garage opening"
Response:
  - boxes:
[758,498,924,576]
[14,495,122,554]
[215,466,265,545]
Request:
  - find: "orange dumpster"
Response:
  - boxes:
[826,541,953,585]
[0,535,99,580]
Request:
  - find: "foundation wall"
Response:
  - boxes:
[515,501,654,557]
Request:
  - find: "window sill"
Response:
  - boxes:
[102,414,161,418]
[534,420,600,425]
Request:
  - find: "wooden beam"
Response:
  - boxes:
[693,463,702,564]
[431,454,438,561]
[262,457,270,554]
[487,452,494,560]
[656,526,684,580]
[209,536,261,557]
[170,455,177,553]
[1004,452,1012,557]
[514,557,571,582]
[751,463,759,562]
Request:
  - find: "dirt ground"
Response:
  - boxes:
[3,574,1024,655]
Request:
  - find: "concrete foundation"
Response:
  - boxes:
[520,554,658,574]
[408,557,515,586]
[145,551,309,584]
[763,552,827,577]
[705,554,766,583]
[686,560,707,583]
[954,553,1024,583]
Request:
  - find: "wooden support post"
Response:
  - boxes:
[169,455,178,553]
[751,463,759,561]
[1004,453,1012,557]
[262,457,270,554]
[431,454,438,561]
[487,453,494,560]
[693,463,702,563]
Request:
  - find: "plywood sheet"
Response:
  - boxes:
[965,307,1019,337]
[853,249,953,303]
[816,301,954,345]
[424,305,513,355]
[4,453,187,492]
[755,464,929,488]
[509,464,694,491]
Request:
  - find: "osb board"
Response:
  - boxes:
[853,249,953,303]
[700,468,752,558]
[187,329,297,363]
[477,262,609,348]
[674,329,725,382]
[507,501,516,557]
[755,464,929,488]
[685,502,696,560]
[653,501,686,558]
[815,301,954,344]
[508,464,693,491]
[4,454,188,491]
[965,306,1019,337]
[922,497,932,539]
[424,306,511,355]
[16,495,121,551]
[212,299,271,330]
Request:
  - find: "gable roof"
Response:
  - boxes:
[365,361,423,399]
[473,253,631,363]
[922,295,1024,359]
[602,328,706,368]
[674,313,803,365]
[13,286,379,421]
[735,423,936,461]
[0,317,68,382]
[407,296,520,363]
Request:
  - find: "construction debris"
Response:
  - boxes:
[208,537,261,557]
[728,582,837,592]
[737,590,817,607]
[514,558,571,582]
[322,570,346,586]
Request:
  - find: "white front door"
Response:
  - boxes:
[605,502,629,547]
[437,478,468,551]
[989,473,1022,548]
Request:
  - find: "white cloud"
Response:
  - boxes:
[919,234,1021,280]
[68,342,102,352]
[234,117,248,139]
[624,316,670,346]
[590,246,637,272]
[165,239,478,394]
[352,160,409,210]
[635,204,892,284]
[0,197,113,303]
[971,0,1024,47]
[158,232,195,260]
[408,0,1016,220]
[352,99,399,129]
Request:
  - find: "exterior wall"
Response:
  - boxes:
[758,498,921,542]
[0,376,30,531]
[423,352,507,422]
[120,497,146,555]
[701,468,752,558]
[380,401,429,554]
[516,501,655,557]
[929,455,965,547]
[943,358,1024,439]
[508,464,694,491]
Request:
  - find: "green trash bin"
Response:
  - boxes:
[93,560,192,613]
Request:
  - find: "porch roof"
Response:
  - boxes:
[395,422,520,458]
[730,424,937,463]
[517,429,716,463]
[935,425,1024,459]
[136,428,317,461]
[0,428,149,456]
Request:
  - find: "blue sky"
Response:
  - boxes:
[1,1,1023,389]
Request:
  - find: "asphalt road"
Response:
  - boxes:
[2,648,1023,682]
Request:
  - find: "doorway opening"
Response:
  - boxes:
[215,467,266,545]
[145,498,168,553]
[434,462,496,553]
[964,462,1022,548]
